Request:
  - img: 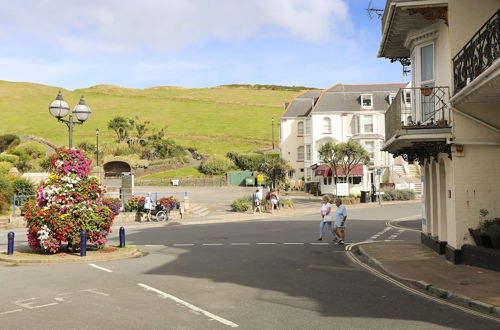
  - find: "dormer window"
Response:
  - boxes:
[389,93,396,104]
[361,94,373,109]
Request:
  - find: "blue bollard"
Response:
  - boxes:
[119,227,126,248]
[7,232,15,255]
[80,231,87,257]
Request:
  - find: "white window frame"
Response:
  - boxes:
[297,121,304,136]
[363,115,374,133]
[322,117,332,134]
[297,146,304,162]
[305,144,311,161]
[389,93,396,105]
[361,94,373,109]
[363,141,375,166]
[305,118,311,135]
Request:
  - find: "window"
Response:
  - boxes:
[364,141,375,165]
[363,115,374,133]
[305,144,311,161]
[361,94,373,109]
[322,117,331,133]
[405,90,412,105]
[297,146,304,161]
[389,94,396,104]
[305,118,311,135]
[297,121,304,136]
[421,44,434,83]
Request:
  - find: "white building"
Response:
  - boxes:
[280,83,408,195]
[378,0,500,263]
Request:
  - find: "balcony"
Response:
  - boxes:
[452,9,500,116]
[383,87,452,162]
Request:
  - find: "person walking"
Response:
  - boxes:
[269,189,279,213]
[252,189,262,214]
[333,198,347,245]
[318,195,337,241]
[143,192,154,221]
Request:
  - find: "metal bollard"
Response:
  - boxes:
[119,227,126,248]
[7,232,15,255]
[80,231,87,257]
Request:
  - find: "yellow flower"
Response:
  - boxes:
[60,213,70,219]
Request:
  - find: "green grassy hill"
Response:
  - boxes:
[0,81,306,154]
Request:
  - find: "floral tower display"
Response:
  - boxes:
[24,149,114,253]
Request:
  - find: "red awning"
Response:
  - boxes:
[314,164,364,177]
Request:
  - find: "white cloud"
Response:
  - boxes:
[0,0,348,55]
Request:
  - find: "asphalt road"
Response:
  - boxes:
[1,203,498,329]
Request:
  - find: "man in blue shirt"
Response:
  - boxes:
[333,198,347,246]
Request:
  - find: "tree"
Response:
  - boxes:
[317,141,342,188]
[338,140,370,185]
[258,154,291,189]
[107,116,134,142]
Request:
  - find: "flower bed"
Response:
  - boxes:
[24,149,114,253]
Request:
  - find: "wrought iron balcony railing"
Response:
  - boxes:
[385,86,451,141]
[453,9,499,94]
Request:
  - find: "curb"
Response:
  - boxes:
[0,247,143,265]
[353,243,500,318]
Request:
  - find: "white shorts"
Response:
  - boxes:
[271,199,278,205]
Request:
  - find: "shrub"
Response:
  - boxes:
[12,177,36,196]
[0,153,19,164]
[231,197,253,212]
[158,196,180,211]
[200,155,234,175]
[381,188,415,201]
[0,134,20,152]
[0,161,13,175]
[76,141,96,153]
[10,141,45,159]
[152,138,187,160]
[39,156,52,171]
[124,196,145,212]
[102,197,122,215]
[0,175,14,214]
[14,159,32,173]
[226,152,265,171]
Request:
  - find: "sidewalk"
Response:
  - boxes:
[356,241,500,317]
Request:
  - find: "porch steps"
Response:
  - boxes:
[185,204,210,218]
[414,182,423,196]
[393,165,405,176]
[408,164,421,176]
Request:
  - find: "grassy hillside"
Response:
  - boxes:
[0,81,303,154]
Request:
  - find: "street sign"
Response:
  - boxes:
[336,183,349,196]
[376,168,382,176]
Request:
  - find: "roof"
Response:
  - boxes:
[314,164,364,177]
[281,90,323,117]
[312,83,408,113]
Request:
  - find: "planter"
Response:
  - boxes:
[471,232,493,249]
[487,231,500,250]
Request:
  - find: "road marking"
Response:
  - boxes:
[0,309,22,315]
[89,264,113,273]
[145,244,162,247]
[80,289,110,297]
[230,243,250,245]
[173,243,195,246]
[13,298,58,310]
[202,243,223,246]
[369,227,392,240]
[310,242,329,245]
[283,243,304,245]
[137,283,238,328]
[345,241,500,323]
[256,243,276,245]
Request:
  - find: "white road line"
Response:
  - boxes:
[145,245,162,247]
[88,264,113,273]
[256,243,276,245]
[310,243,329,245]
[137,283,238,328]
[283,243,304,245]
[173,243,195,246]
[230,243,250,245]
[0,309,22,315]
[202,243,224,246]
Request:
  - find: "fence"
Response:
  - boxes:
[12,191,189,216]
[137,176,227,187]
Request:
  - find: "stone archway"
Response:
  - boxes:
[103,161,132,177]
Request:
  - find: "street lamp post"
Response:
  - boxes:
[49,90,91,149]
[272,117,275,150]
[96,128,100,166]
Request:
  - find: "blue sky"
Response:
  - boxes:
[0,0,404,90]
